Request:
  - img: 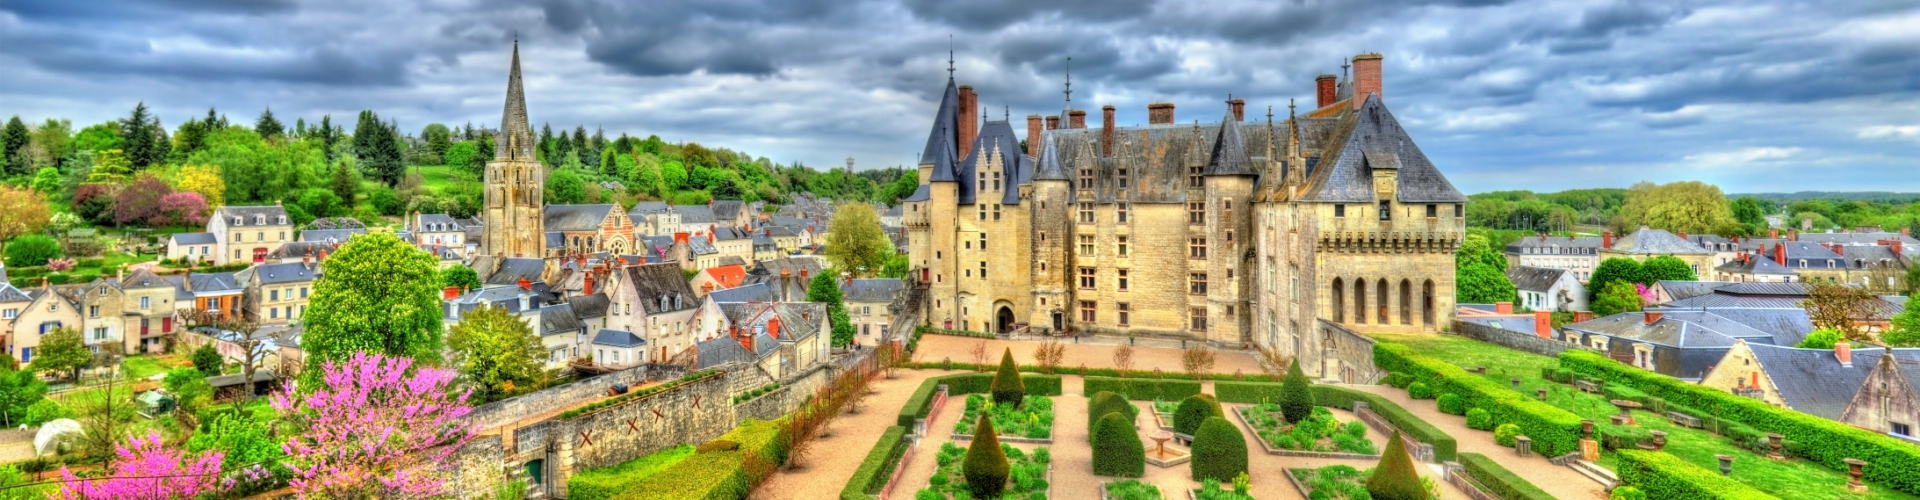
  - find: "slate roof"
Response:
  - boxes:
[1714,282,1813,296]
[1746,342,1890,420]
[673,205,716,224]
[1716,255,1796,276]
[479,257,546,286]
[629,201,671,217]
[712,200,744,222]
[238,262,321,285]
[688,239,717,255]
[840,278,905,303]
[717,256,747,268]
[300,228,364,243]
[1504,236,1604,253]
[1203,110,1257,176]
[188,272,243,294]
[753,258,825,280]
[268,242,336,260]
[1033,134,1068,181]
[1657,281,1733,302]
[545,232,564,249]
[213,206,290,226]
[1299,95,1465,203]
[1679,307,1817,346]
[170,232,217,245]
[538,304,585,335]
[1565,311,1761,348]
[713,227,749,241]
[415,213,460,232]
[772,303,825,342]
[625,263,698,314]
[0,284,31,303]
[445,286,539,318]
[1505,266,1569,293]
[954,120,1032,205]
[544,204,617,232]
[120,269,172,290]
[709,282,779,303]
[567,293,610,319]
[695,336,754,369]
[1609,226,1712,255]
[920,77,961,182]
[591,329,645,348]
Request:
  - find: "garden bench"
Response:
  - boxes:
[1574,380,1601,393]
[1666,411,1702,428]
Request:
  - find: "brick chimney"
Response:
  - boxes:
[1789,229,1798,241]
[843,272,853,288]
[1147,103,1174,125]
[584,274,595,295]
[1101,105,1116,157]
[1229,99,1245,122]
[1495,302,1513,314]
[1834,245,1845,257]
[1834,342,1854,367]
[1603,231,1614,249]
[768,316,781,339]
[1351,53,1383,108]
[958,85,977,159]
[1315,74,1337,108]
[702,281,714,294]
[443,286,460,300]
[1574,311,1594,323]
[1775,243,1787,266]
[674,231,690,247]
[1770,228,1780,239]
[1644,311,1663,325]
[1046,115,1060,130]
[1068,109,1087,129]
[518,277,532,291]
[1027,115,1043,157]
[1534,310,1553,339]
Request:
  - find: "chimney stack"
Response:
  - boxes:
[1351,53,1383,108]
[584,273,595,295]
[1836,342,1853,367]
[518,277,532,291]
[1790,229,1798,241]
[1068,109,1087,129]
[1147,103,1175,125]
[1770,228,1780,239]
[1644,311,1663,325]
[1603,231,1614,249]
[443,286,460,300]
[958,85,978,159]
[1045,115,1060,130]
[1229,99,1246,122]
[1775,243,1787,266]
[1027,115,1043,157]
[1495,302,1513,315]
[1315,74,1338,108]
[1101,105,1116,157]
[1534,310,1553,339]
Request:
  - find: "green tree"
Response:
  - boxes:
[331,160,358,206]
[71,122,122,155]
[28,327,90,381]
[1588,257,1645,299]
[4,234,60,267]
[1618,180,1737,235]
[421,123,452,164]
[660,160,687,191]
[255,108,284,139]
[85,148,134,184]
[1456,232,1507,271]
[806,272,857,347]
[161,367,213,428]
[296,188,345,219]
[1641,255,1698,282]
[1885,296,1920,347]
[547,167,585,204]
[989,348,1025,405]
[30,168,61,194]
[1366,430,1427,500]
[0,354,46,427]
[301,232,445,377]
[1731,197,1767,228]
[1189,416,1247,482]
[438,265,482,291]
[1590,281,1644,317]
[0,117,28,175]
[1456,263,1516,304]
[1795,328,1843,349]
[447,305,549,403]
[1279,359,1315,424]
[824,202,891,275]
[1172,394,1223,436]
[1087,391,1136,441]
[962,415,1009,498]
[443,141,478,175]
[1091,412,1144,477]
[121,102,166,169]
[353,111,404,185]
[191,343,223,376]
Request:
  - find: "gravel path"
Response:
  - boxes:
[1350,384,1610,500]
[912,336,1268,376]
[754,368,965,500]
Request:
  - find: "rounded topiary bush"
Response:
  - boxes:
[1190,416,1247,482]
[1092,412,1145,477]
[1494,423,1522,447]
[1366,430,1427,500]
[1436,393,1465,415]
[1172,394,1224,436]
[1279,359,1315,424]
[1609,485,1647,500]
[1465,408,1494,430]
[1407,382,1434,399]
[990,348,1026,406]
[1088,391,1137,441]
[963,415,1010,498]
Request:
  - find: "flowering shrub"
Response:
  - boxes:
[45,258,76,272]
[57,431,224,500]
[271,352,475,499]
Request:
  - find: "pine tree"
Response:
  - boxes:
[0,116,29,176]
[120,102,157,169]
[1366,430,1427,500]
[572,126,589,166]
[256,108,284,139]
[538,123,555,165]
[295,117,308,138]
[317,115,338,164]
[1279,359,1315,424]
[352,111,403,185]
[989,348,1026,405]
[961,415,1010,499]
[143,117,168,167]
[332,161,358,205]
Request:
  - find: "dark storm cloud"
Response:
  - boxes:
[1,0,1917,193]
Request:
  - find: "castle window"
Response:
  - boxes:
[1189,166,1203,188]
[980,262,987,279]
[1190,273,1208,295]
[1895,422,1912,438]
[1079,268,1096,290]
[1190,238,1208,259]
[1189,203,1205,224]
[1117,303,1130,326]
[1378,201,1391,220]
[978,205,986,221]
[1455,204,1463,218]
[1079,169,1093,190]
[1078,235,1096,255]
[1117,236,1129,257]
[1190,307,1208,332]
[977,172,985,192]
[979,233,987,250]
[1116,202,1129,224]
[990,204,1000,220]
[1427,204,1437,218]
[1335,205,1346,218]
[1118,269,1130,291]
[1078,203,1094,223]
[1118,169,1129,189]
[1223,200,1232,223]
[993,171,1001,191]
[1080,301,1097,323]
[1226,230,1234,242]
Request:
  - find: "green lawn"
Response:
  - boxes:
[1369,333,1918,500]
[121,355,177,380]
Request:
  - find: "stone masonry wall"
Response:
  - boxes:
[1451,320,1595,358]
[467,364,678,430]
[1318,320,1380,384]
[564,371,734,471]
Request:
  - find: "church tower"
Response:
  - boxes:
[483,41,546,257]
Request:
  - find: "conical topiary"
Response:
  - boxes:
[990,348,1026,406]
[1088,391,1137,441]
[1366,430,1427,500]
[962,414,1010,498]
[1172,394,1223,436]
[1279,359,1316,424]
[1091,412,1145,477]
[1190,416,1247,482]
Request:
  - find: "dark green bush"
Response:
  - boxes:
[990,349,1026,405]
[1088,391,1137,441]
[962,415,1010,499]
[1190,417,1247,482]
[1436,393,1466,415]
[1280,359,1315,424]
[1172,394,1223,436]
[1385,372,1414,388]
[1407,381,1433,399]
[1092,412,1144,477]
[839,426,909,499]
[1615,449,1778,500]
[1460,452,1555,500]
[1466,408,1493,431]
[1083,377,1202,401]
[612,418,788,500]
[1366,430,1427,500]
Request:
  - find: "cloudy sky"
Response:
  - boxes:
[1,0,1916,194]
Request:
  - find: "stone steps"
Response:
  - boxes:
[1566,459,1619,489]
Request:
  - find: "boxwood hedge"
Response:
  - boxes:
[612,418,788,500]
[1563,350,1920,495]
[1615,449,1778,500]
[1459,452,1555,500]
[895,373,1063,427]
[1375,343,1582,456]
[1217,381,1458,462]
[1082,377,1202,402]
[838,426,909,500]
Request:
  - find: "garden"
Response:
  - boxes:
[917,441,1051,500]
[1241,405,1376,455]
[954,394,1055,440]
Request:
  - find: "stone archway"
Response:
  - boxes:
[996,304,1016,334]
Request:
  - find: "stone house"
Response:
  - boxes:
[71,280,130,353]
[544,204,637,256]
[7,283,80,363]
[841,278,905,344]
[234,260,321,325]
[1840,346,1920,440]
[1504,235,1604,283]
[182,272,246,321]
[1700,341,1881,420]
[208,205,293,265]
[537,304,588,365]
[117,268,181,353]
[1713,247,1797,283]
[605,263,700,363]
[1600,226,1716,278]
[589,329,647,367]
[709,227,753,266]
[627,202,679,237]
[689,265,747,299]
[671,205,716,234]
[1562,310,1788,380]
[408,213,466,248]
[166,233,218,264]
[1506,265,1584,312]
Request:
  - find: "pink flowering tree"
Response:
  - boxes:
[57,431,225,500]
[1635,283,1658,306]
[157,191,209,227]
[271,352,476,499]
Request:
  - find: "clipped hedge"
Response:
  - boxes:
[1082,377,1202,402]
[895,373,1063,427]
[1459,453,1555,500]
[1614,449,1779,500]
[897,362,1279,382]
[613,418,788,500]
[838,426,909,500]
[1563,350,1920,495]
[1219,382,1457,462]
[1376,343,1582,456]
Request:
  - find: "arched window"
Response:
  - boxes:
[1422,280,1435,328]
[1377,278,1389,325]
[1400,279,1413,326]
[1331,279,1345,323]
[1353,279,1367,325]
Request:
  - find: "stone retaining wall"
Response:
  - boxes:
[1451,319,1597,358]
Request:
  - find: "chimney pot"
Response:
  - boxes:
[1351,52,1384,109]
[1836,342,1853,367]
[1603,231,1615,249]
[1533,310,1553,339]
[1315,74,1338,108]
[1045,115,1060,130]
[518,277,532,291]
[1147,103,1175,125]
[1770,228,1780,239]
[1644,311,1664,325]
[1068,109,1087,129]
[1229,99,1245,122]
[1101,105,1116,157]
[1026,115,1043,158]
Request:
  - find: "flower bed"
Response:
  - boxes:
[953,394,1055,441]
[1238,404,1377,455]
[1191,477,1255,500]
[916,442,1051,500]
[1287,465,1438,500]
[1103,479,1163,500]
[1151,400,1177,430]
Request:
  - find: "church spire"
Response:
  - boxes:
[498,40,535,161]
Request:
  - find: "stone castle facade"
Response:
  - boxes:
[483,41,547,258]
[905,53,1467,365]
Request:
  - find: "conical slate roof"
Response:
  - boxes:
[496,41,536,162]
[1034,132,1068,181]
[921,78,961,182]
[1204,109,1255,176]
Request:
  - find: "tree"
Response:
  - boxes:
[1091,412,1144,477]
[1795,328,1843,349]
[1885,296,1920,347]
[989,348,1025,405]
[443,141,477,175]
[1182,344,1216,379]
[1456,232,1507,271]
[1803,281,1877,342]
[438,265,481,291]
[1366,430,1427,500]
[807,272,857,347]
[1032,338,1066,374]
[330,160,358,206]
[176,163,225,207]
[56,431,225,499]
[1731,197,1767,229]
[186,412,288,495]
[4,234,61,268]
[0,116,28,175]
[300,232,445,377]
[121,103,163,169]
[1618,180,1737,235]
[824,202,891,275]
[85,148,134,184]
[1172,394,1223,436]
[159,192,210,227]
[1457,263,1517,304]
[1087,391,1136,440]
[31,167,61,194]
[420,123,452,164]
[1590,281,1644,317]
[1113,344,1135,377]
[0,354,46,427]
[161,367,213,429]
[0,185,51,256]
[547,167,585,204]
[271,353,475,499]
[352,111,404,185]
[190,342,223,375]
[1189,416,1247,482]
[296,188,345,219]
[114,172,173,226]
[256,108,284,139]
[1279,359,1315,424]
[72,378,137,461]
[1641,255,1698,282]
[660,160,688,191]
[1588,257,1645,299]
[961,415,1009,499]
[447,305,549,403]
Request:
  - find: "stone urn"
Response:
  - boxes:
[1716,454,1734,476]
[1844,458,1867,492]
[1766,433,1785,459]
[1537,387,1548,400]
[1581,419,1595,439]
[1649,431,1667,451]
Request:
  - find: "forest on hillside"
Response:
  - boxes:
[1467,182,1920,242]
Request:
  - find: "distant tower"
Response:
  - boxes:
[482,41,546,258]
[846,157,855,175]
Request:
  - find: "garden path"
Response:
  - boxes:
[754,368,966,500]
[912,336,1267,376]
[1350,384,1610,500]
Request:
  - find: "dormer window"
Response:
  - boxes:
[1378,201,1391,220]
[255,215,265,225]
[278,216,287,225]
[233,217,243,225]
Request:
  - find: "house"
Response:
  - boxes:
[1600,226,1717,278]
[880,205,903,229]
[544,204,637,256]
[469,256,548,289]
[1561,310,1779,380]
[751,258,825,286]
[8,283,81,363]
[181,272,246,321]
[605,263,701,363]
[627,202,679,237]
[711,200,747,229]
[841,278,905,344]
[1504,235,1604,282]
[208,205,293,265]
[710,227,753,265]
[118,268,181,353]
[233,260,321,324]
[1699,341,1884,421]
[672,205,717,234]
[1713,248,1797,283]
[590,329,647,367]
[1650,280,1732,305]
[690,265,747,298]
[1656,282,1904,334]
[298,228,364,244]
[1840,346,1920,440]
[166,233,218,264]
[408,213,466,247]
[1506,266,1584,312]
[537,304,588,365]
[750,234,781,263]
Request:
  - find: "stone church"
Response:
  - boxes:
[904,53,1467,368]
[483,41,548,258]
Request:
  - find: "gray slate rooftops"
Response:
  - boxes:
[955,120,1032,206]
[171,233,217,245]
[567,293,610,319]
[1745,343,1917,420]
[544,204,618,232]
[921,77,961,182]
[696,336,754,369]
[626,263,698,315]
[1203,110,1256,176]
[1656,281,1735,302]
[300,228,365,243]
[1566,311,1758,348]
[238,262,321,285]
[592,329,645,348]
[213,206,291,226]
[1299,95,1465,204]
[479,257,546,286]
[1610,226,1713,255]
[1505,266,1568,292]
[415,213,460,231]
[708,282,778,303]
[840,278,905,303]
[673,205,716,224]
[539,305,585,335]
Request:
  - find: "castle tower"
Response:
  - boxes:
[1029,134,1072,333]
[483,41,546,257]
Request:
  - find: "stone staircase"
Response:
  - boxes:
[1566,459,1619,489]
